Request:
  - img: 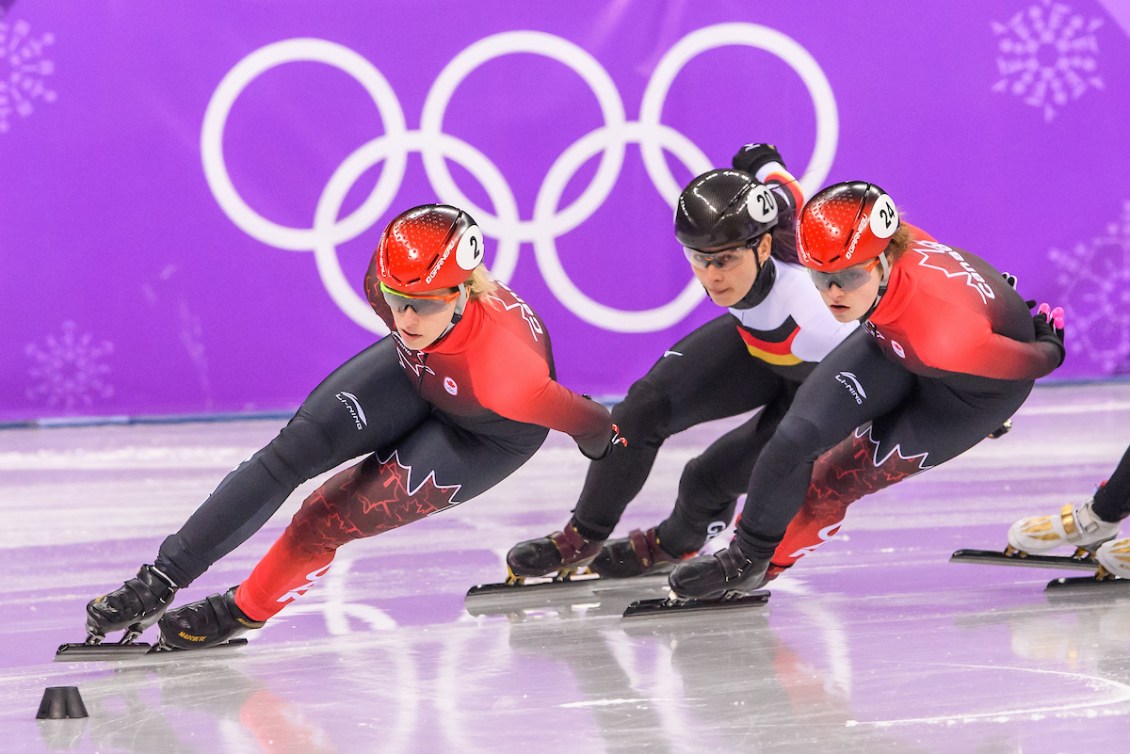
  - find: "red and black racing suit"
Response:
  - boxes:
[735,227,1064,563]
[154,282,611,619]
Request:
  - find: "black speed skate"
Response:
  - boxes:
[624,540,771,618]
[505,519,602,580]
[466,520,603,599]
[668,539,769,601]
[158,587,265,650]
[590,527,683,579]
[86,564,179,644]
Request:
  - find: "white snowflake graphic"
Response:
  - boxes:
[0,17,56,133]
[1050,201,1130,373]
[991,0,1104,122]
[25,322,115,410]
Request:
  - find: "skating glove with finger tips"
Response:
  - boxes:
[609,423,628,451]
[731,143,784,175]
[1002,271,1037,309]
[577,394,628,460]
[582,423,628,461]
[1033,302,1066,367]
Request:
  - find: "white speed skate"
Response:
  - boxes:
[1095,537,1130,579]
[1006,499,1119,556]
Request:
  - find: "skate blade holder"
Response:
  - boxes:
[622,589,771,618]
[54,637,248,662]
[1046,565,1130,592]
[950,547,1099,571]
[467,567,602,598]
[1005,544,1098,562]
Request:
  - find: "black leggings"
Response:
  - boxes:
[1093,444,1130,522]
[155,338,546,587]
[736,329,1035,559]
[571,315,801,556]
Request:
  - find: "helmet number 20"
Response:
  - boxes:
[746,185,778,224]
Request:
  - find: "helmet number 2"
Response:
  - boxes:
[456,225,485,270]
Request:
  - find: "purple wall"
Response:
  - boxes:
[3,0,1128,423]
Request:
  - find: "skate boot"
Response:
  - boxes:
[668,539,769,601]
[1006,498,1119,556]
[1095,538,1130,580]
[158,587,265,650]
[86,564,178,643]
[506,518,602,580]
[590,527,683,579]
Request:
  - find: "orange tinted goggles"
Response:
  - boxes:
[380,282,459,315]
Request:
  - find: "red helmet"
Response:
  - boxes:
[796,182,899,272]
[369,204,484,294]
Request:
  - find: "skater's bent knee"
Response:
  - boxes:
[283,513,346,555]
[759,416,825,476]
[260,418,337,486]
[679,454,730,501]
[613,379,673,442]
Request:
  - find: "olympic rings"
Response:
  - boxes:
[201,38,408,253]
[639,23,838,201]
[313,131,522,332]
[201,24,838,335]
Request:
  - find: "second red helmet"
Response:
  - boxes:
[796,182,899,272]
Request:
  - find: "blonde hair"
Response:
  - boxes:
[465,265,498,299]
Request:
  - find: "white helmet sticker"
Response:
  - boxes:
[868,194,898,239]
[746,184,778,225]
[455,224,485,270]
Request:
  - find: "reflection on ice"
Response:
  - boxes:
[4,383,1130,751]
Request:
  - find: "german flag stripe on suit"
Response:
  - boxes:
[737,317,803,366]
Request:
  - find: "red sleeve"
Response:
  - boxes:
[914,305,1060,380]
[475,341,612,456]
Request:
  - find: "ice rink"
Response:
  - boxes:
[3,381,1130,752]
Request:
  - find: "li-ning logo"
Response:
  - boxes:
[835,371,867,405]
[335,391,368,430]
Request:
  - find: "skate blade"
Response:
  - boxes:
[54,638,248,662]
[466,570,603,598]
[1045,575,1130,592]
[622,589,770,618]
[950,548,1098,571]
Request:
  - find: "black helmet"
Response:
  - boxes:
[674,169,780,252]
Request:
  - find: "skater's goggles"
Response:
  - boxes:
[682,242,755,271]
[807,257,882,293]
[380,282,460,316]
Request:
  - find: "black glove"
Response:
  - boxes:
[731,143,784,175]
[987,418,1012,440]
[1032,303,1065,367]
[1002,271,1036,309]
[580,423,628,461]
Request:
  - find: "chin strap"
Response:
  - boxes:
[436,284,469,342]
[731,256,777,310]
[859,253,892,322]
